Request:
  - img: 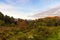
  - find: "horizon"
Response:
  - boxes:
[0,0,60,19]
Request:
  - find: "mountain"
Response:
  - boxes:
[32,6,60,19]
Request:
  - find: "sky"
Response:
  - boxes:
[0,0,60,19]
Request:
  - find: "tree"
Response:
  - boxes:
[4,15,11,24]
[0,12,4,20]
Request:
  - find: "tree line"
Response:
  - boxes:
[0,12,60,27]
[0,12,17,26]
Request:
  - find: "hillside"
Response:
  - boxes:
[0,12,60,40]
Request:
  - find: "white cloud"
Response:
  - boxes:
[31,4,60,19]
[0,0,37,20]
[0,3,31,19]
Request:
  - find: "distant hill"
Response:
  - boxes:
[32,6,60,19]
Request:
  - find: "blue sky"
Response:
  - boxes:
[0,0,60,19]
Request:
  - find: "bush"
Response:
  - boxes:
[0,20,5,26]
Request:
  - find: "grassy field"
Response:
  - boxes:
[0,26,60,40]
